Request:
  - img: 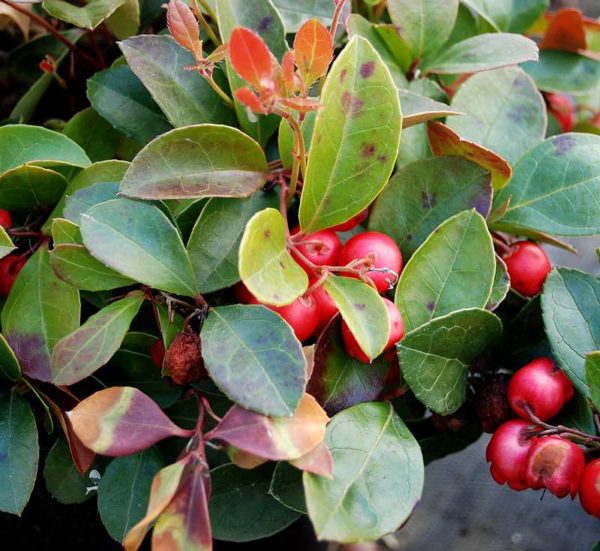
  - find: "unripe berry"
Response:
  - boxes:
[0,209,12,229]
[0,254,27,297]
[579,459,600,519]
[311,284,339,331]
[329,208,369,232]
[502,241,551,297]
[291,227,342,274]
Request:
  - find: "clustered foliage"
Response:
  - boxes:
[1,0,600,548]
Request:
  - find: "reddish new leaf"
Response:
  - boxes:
[167,0,202,60]
[229,27,274,90]
[290,441,333,478]
[67,387,194,456]
[235,87,268,114]
[294,18,333,86]
[540,8,586,53]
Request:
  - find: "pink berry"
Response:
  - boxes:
[291,227,342,274]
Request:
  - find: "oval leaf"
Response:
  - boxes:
[294,18,333,86]
[43,438,91,505]
[0,165,68,210]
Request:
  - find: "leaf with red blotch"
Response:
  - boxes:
[294,19,333,86]
[235,87,268,114]
[67,387,194,456]
[229,27,274,90]
[427,121,512,191]
[290,441,333,478]
[210,394,329,461]
[540,9,586,53]
[167,0,202,60]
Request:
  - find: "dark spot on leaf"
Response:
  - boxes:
[554,134,577,155]
[258,16,272,31]
[354,303,366,310]
[340,69,347,83]
[377,155,387,164]
[341,92,365,118]
[279,260,286,269]
[406,234,412,241]
[264,229,271,238]
[421,191,438,209]
[427,302,435,312]
[360,61,375,78]
[361,143,377,158]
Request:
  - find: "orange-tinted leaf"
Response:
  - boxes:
[540,8,586,53]
[235,87,268,114]
[294,18,333,86]
[210,394,329,461]
[167,0,202,60]
[67,387,194,456]
[205,42,228,63]
[282,51,297,93]
[427,121,512,191]
[229,27,274,90]
[290,441,333,478]
[227,446,268,469]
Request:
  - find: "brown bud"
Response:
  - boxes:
[474,376,511,433]
[164,331,206,386]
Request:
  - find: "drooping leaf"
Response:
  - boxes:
[398,308,503,414]
[63,107,121,162]
[269,462,307,513]
[294,18,333,86]
[541,268,600,396]
[238,208,308,306]
[298,36,402,233]
[0,392,38,515]
[43,438,91,505]
[80,198,197,296]
[395,210,495,332]
[0,227,15,260]
[304,402,424,543]
[2,244,81,382]
[369,157,492,258]
[585,352,600,411]
[492,134,600,237]
[120,125,268,200]
[42,0,125,30]
[67,387,193,456]
[0,165,68,210]
[400,89,463,128]
[201,304,306,417]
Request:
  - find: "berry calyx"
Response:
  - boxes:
[0,209,12,229]
[0,254,27,297]
[508,357,574,422]
[341,298,404,363]
[151,339,165,368]
[545,92,574,133]
[523,436,584,498]
[502,241,551,297]
[579,459,600,519]
[485,419,534,491]
[310,284,339,331]
[329,208,369,232]
[338,231,403,293]
[291,227,342,273]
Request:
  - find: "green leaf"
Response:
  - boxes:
[105,0,140,39]
[395,210,495,332]
[2,244,81,382]
[554,393,596,435]
[0,165,68,211]
[80,198,197,296]
[299,36,402,233]
[51,292,145,385]
[492,134,600,237]
[87,65,172,144]
[387,0,459,60]
[0,334,21,381]
[269,462,307,514]
[541,268,600,396]
[278,112,317,169]
[43,438,91,505]
[62,107,121,162]
[210,463,300,542]
[398,308,503,414]
[271,0,334,32]
[217,0,288,145]
[400,89,463,128]
[98,449,164,542]
[447,67,547,165]
[0,227,15,260]
[304,402,424,543]
[461,0,549,33]
[188,192,278,293]
[0,125,90,175]
[396,124,432,168]
[120,125,268,200]
[369,157,492,258]
[323,276,389,361]
[64,182,120,225]
[119,35,235,128]
[201,305,306,417]
[422,33,538,74]
[523,51,600,94]
[487,255,510,311]
[238,208,308,306]
[587,352,600,410]
[0,392,38,515]
[43,0,125,29]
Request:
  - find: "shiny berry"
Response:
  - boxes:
[0,210,12,229]
[291,227,342,273]
[0,254,27,297]
[251,294,319,342]
[338,232,403,293]
[502,241,551,297]
[508,357,574,422]
[311,284,339,331]
[330,208,369,232]
[579,459,600,519]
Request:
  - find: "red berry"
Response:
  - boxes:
[508,357,573,422]
[151,339,165,368]
[545,92,574,133]
[523,436,584,498]
[502,241,551,297]
[341,298,404,363]
[0,254,27,297]
[311,284,339,331]
[250,294,319,342]
[329,208,369,232]
[579,459,600,519]
[485,419,534,491]
[338,231,403,293]
[0,210,12,229]
[291,227,342,274]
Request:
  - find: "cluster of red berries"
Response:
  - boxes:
[0,209,27,297]
[486,358,600,518]
[499,239,552,297]
[235,210,406,362]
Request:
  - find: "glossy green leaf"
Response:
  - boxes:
[80,198,197,296]
[487,255,510,311]
[62,107,121,162]
[299,36,402,233]
[447,67,547,165]
[304,402,424,543]
[269,462,307,513]
[398,308,503,414]
[369,157,492,258]
[395,210,495,332]
[120,125,267,200]
[323,276,389,362]
[0,392,38,515]
[2,244,81,382]
[63,182,120,225]
[201,305,306,417]
[188,192,278,293]
[119,35,235,128]
[43,438,91,505]
[239,208,308,306]
[422,33,538,74]
[271,0,333,31]
[0,334,21,381]
[541,268,600,396]
[43,0,125,29]
[554,393,596,435]
[586,352,600,411]
[51,292,145,385]
[461,0,549,33]
[0,165,68,210]
[105,0,140,39]
[387,0,459,59]
[396,124,432,168]
[400,89,463,128]
[0,227,16,260]
[523,51,600,94]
